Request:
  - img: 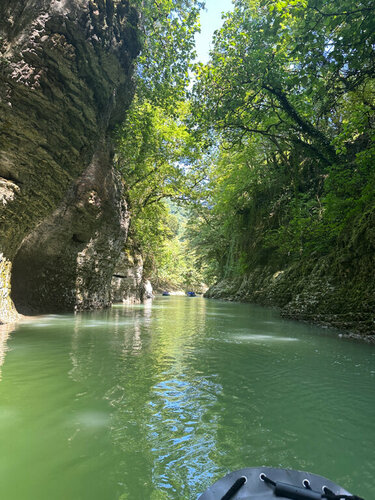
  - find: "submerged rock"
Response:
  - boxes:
[0,0,141,320]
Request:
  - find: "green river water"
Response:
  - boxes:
[0,297,374,499]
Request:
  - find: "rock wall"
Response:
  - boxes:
[0,0,141,321]
[206,265,375,340]
[206,208,375,340]
[111,240,153,304]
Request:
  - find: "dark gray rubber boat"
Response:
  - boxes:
[198,466,363,500]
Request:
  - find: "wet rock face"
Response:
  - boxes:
[0,0,141,320]
[111,241,151,304]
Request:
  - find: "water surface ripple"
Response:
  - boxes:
[0,297,374,499]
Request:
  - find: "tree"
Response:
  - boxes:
[189,0,375,276]
[113,0,209,288]
[132,0,204,107]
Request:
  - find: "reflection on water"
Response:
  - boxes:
[67,297,220,498]
[0,322,15,381]
[0,298,374,500]
[223,334,299,343]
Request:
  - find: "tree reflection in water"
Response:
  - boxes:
[68,298,223,499]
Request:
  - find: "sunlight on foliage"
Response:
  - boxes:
[188,0,375,277]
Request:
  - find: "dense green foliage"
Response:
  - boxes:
[130,202,207,291]
[115,0,207,290]
[189,0,375,280]
[116,0,374,292]
[114,97,207,290]
[131,0,203,106]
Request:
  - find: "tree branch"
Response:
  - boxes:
[262,84,338,162]
[311,6,375,17]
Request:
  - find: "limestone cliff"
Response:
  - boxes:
[111,240,153,304]
[0,0,140,321]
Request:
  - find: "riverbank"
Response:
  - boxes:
[205,256,375,343]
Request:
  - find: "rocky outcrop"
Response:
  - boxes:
[111,241,153,303]
[11,147,130,314]
[0,0,141,321]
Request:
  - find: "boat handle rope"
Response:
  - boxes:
[258,473,365,500]
[220,475,247,500]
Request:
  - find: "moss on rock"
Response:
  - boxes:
[206,220,375,340]
[0,0,141,322]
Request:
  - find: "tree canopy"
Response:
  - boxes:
[114,0,207,290]
[116,0,375,289]
[132,0,204,106]
[186,0,374,280]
